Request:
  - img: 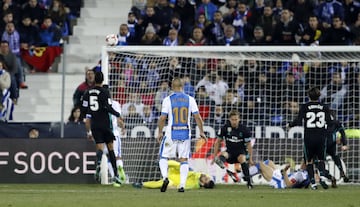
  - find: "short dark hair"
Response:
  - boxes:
[203,180,215,189]
[228,110,240,118]
[307,87,320,101]
[95,71,104,84]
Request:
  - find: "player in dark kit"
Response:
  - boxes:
[325,118,350,185]
[82,71,123,187]
[213,110,254,189]
[288,87,333,190]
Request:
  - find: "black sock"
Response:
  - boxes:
[241,162,250,184]
[317,160,331,179]
[108,150,118,177]
[333,155,343,172]
[219,155,226,163]
[96,150,103,166]
[306,164,315,184]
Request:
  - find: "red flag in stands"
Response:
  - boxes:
[21,46,62,72]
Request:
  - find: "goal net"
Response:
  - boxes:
[102,46,360,184]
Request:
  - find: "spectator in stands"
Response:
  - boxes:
[283,53,304,83]
[140,5,161,34]
[300,15,322,46]
[0,59,12,121]
[194,13,211,31]
[182,74,195,97]
[117,23,137,45]
[127,11,142,43]
[350,12,360,45]
[204,11,225,45]
[131,0,147,18]
[186,27,208,45]
[38,16,62,46]
[146,60,160,88]
[305,60,329,90]
[17,15,40,47]
[314,0,344,30]
[141,104,157,131]
[154,0,173,30]
[173,0,195,38]
[234,74,248,103]
[154,80,170,113]
[28,127,39,139]
[343,0,360,26]
[1,0,21,25]
[121,92,144,116]
[47,0,70,37]
[0,41,22,103]
[217,24,244,45]
[21,0,47,27]
[273,9,301,45]
[248,26,268,45]
[222,89,242,114]
[0,59,10,93]
[256,5,276,44]
[278,71,305,106]
[218,0,237,21]
[321,15,353,45]
[72,67,95,107]
[272,0,283,22]
[159,13,187,42]
[231,1,253,43]
[320,71,347,112]
[216,59,236,89]
[164,56,188,82]
[345,71,360,122]
[206,104,226,129]
[285,0,315,27]
[281,101,300,126]
[195,85,215,122]
[1,22,27,88]
[124,104,144,132]
[140,23,162,45]
[196,0,218,22]
[67,106,83,124]
[162,28,183,46]
[196,72,229,105]
[0,10,14,34]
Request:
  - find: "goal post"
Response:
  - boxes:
[101,46,360,184]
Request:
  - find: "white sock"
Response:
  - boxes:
[116,159,123,168]
[159,158,168,179]
[180,162,189,188]
[108,162,114,177]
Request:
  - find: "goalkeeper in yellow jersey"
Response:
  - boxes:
[133,160,215,190]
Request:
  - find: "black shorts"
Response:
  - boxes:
[226,148,247,164]
[304,137,326,162]
[92,128,115,144]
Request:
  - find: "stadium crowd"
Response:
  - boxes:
[0,0,82,122]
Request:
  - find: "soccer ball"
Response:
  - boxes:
[105,34,118,46]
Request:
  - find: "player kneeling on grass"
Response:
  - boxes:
[212,110,254,189]
[133,160,214,190]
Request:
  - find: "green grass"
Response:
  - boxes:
[0,184,359,207]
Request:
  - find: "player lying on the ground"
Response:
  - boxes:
[224,160,310,189]
[133,160,214,190]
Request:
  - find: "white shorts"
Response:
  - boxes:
[269,169,286,189]
[113,135,122,158]
[159,136,190,159]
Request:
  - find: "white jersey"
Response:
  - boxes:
[161,92,199,141]
[111,100,122,137]
[270,169,309,189]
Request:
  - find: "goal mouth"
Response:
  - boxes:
[102,45,360,184]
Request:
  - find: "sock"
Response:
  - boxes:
[317,160,332,179]
[108,150,118,177]
[333,155,343,172]
[180,162,189,188]
[159,158,168,179]
[237,165,259,179]
[219,155,226,163]
[306,164,315,184]
[117,159,124,168]
[241,162,250,184]
[96,150,103,166]
[108,161,114,177]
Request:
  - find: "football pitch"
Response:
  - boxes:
[0,184,359,207]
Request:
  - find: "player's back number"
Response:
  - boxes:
[306,112,325,128]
